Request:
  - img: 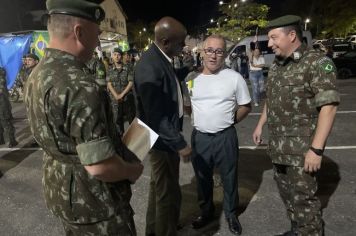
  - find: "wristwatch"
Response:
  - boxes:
[310,146,324,156]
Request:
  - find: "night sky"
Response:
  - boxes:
[119,0,282,32]
[0,0,297,34]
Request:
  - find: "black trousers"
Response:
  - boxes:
[191,126,239,218]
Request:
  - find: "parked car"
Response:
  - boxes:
[346,35,356,49]
[332,50,356,79]
[329,43,352,58]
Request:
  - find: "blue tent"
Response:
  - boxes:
[0,34,32,89]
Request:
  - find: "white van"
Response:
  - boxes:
[225,31,313,69]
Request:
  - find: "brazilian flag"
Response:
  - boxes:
[32,31,49,58]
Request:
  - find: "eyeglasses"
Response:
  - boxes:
[204,48,225,57]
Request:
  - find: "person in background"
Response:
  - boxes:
[107,48,135,136]
[16,53,39,90]
[86,50,107,89]
[249,48,265,107]
[239,51,249,79]
[0,67,18,148]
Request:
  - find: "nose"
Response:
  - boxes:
[267,39,273,48]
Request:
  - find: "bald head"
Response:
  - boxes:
[154,17,187,58]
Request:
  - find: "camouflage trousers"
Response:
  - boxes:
[61,214,136,236]
[111,95,135,136]
[0,118,16,143]
[273,164,323,236]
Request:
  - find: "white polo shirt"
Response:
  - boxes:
[189,68,251,133]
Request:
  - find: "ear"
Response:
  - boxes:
[289,30,297,43]
[73,24,82,41]
[161,38,170,47]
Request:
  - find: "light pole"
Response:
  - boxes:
[139,31,142,50]
[304,18,310,31]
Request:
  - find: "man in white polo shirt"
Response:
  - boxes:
[188,35,251,235]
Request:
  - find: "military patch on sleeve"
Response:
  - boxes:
[317,57,335,73]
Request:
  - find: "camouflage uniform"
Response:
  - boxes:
[16,66,33,89]
[107,64,135,135]
[266,44,340,235]
[0,67,17,146]
[24,48,136,235]
[86,57,107,89]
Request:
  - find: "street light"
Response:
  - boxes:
[219,1,224,6]
[139,31,142,50]
[304,18,310,31]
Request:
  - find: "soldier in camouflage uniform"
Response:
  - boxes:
[107,48,135,136]
[0,67,18,147]
[16,53,39,89]
[23,1,143,235]
[86,50,107,89]
[253,15,340,236]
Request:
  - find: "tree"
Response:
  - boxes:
[278,0,356,38]
[207,0,269,43]
[319,0,356,37]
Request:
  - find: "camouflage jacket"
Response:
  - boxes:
[0,67,12,119]
[86,57,107,88]
[266,45,340,166]
[24,48,133,224]
[16,66,32,88]
[106,63,133,100]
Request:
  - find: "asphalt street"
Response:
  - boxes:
[0,78,355,236]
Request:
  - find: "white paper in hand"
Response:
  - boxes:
[122,118,159,161]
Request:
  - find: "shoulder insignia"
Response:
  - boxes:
[317,57,335,73]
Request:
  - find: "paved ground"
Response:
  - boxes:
[1,78,356,236]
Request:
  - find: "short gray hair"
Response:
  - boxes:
[203,35,227,51]
[47,14,83,39]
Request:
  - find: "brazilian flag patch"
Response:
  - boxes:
[317,57,335,73]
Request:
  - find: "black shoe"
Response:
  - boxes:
[192,215,214,229]
[226,215,242,235]
[8,140,18,148]
[274,231,297,236]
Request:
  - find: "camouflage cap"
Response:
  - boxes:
[25,53,39,61]
[266,15,302,29]
[46,0,105,24]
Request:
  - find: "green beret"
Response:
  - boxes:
[25,53,39,61]
[46,0,105,24]
[266,15,302,29]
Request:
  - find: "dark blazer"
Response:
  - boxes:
[134,44,189,152]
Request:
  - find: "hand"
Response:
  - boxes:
[115,93,124,102]
[127,162,144,184]
[123,145,141,163]
[304,149,322,173]
[252,126,263,145]
[178,146,192,163]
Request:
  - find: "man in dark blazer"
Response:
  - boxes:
[134,17,191,236]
